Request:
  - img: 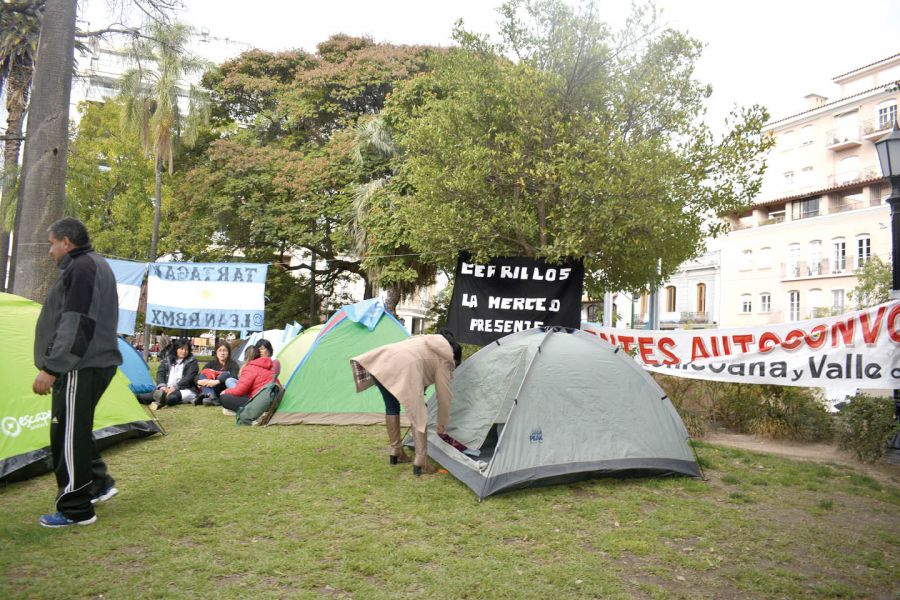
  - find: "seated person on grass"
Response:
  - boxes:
[219,345,277,416]
[136,339,199,409]
[196,342,240,406]
[253,339,282,378]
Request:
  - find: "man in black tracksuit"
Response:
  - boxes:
[32,218,122,528]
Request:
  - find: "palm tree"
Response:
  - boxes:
[8,0,76,301]
[351,116,437,317]
[117,20,209,356]
[0,0,42,292]
[118,20,209,261]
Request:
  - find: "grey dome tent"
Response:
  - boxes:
[425,327,702,499]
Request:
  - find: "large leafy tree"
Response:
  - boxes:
[66,99,160,259]
[171,36,439,321]
[388,0,773,295]
[0,0,42,292]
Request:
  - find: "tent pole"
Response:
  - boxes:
[482,328,555,481]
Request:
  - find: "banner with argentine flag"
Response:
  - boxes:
[107,258,148,335]
[145,262,268,332]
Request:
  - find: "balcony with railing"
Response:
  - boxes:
[826,165,879,188]
[633,311,714,328]
[829,197,865,213]
[861,117,894,141]
[825,126,863,151]
[781,258,852,280]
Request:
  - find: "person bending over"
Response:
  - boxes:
[350,330,461,476]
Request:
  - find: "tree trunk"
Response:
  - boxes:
[141,157,163,361]
[150,156,162,261]
[308,249,316,324]
[384,285,401,317]
[9,0,76,302]
[0,60,34,292]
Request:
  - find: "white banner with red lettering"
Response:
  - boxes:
[582,301,900,402]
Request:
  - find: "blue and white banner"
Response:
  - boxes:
[107,258,148,335]
[145,262,269,331]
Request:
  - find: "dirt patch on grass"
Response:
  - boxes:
[704,431,900,485]
[316,584,351,597]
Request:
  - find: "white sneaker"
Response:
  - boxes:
[222,408,236,416]
[91,485,118,505]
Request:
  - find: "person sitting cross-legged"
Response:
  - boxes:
[219,345,277,416]
[137,339,199,409]
[196,342,240,406]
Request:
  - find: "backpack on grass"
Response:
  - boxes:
[235,382,283,426]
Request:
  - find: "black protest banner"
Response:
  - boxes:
[446,253,584,345]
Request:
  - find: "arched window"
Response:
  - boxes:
[787,244,801,278]
[758,247,772,269]
[665,286,676,312]
[788,291,800,321]
[740,294,752,314]
[760,292,771,313]
[837,155,859,184]
[696,283,707,314]
[831,237,846,273]
[878,99,897,130]
[807,240,822,276]
[800,125,814,146]
[855,234,871,268]
[808,289,823,319]
[835,110,858,143]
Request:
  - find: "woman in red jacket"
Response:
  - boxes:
[220,346,277,415]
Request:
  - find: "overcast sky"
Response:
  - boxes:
[80,0,900,129]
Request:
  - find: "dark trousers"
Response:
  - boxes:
[373,378,401,416]
[135,389,192,405]
[51,366,117,521]
[220,393,251,412]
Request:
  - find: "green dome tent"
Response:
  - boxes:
[0,293,160,482]
[268,300,409,426]
[425,327,702,499]
[274,324,324,380]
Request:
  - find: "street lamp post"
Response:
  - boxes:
[874,120,900,432]
[874,120,900,297]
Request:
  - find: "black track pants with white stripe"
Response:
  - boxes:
[51,366,117,521]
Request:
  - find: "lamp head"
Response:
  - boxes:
[875,119,900,179]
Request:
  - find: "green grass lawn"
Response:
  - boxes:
[1,406,898,599]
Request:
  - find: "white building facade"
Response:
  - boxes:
[719,53,898,327]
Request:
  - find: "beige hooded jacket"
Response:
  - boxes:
[351,335,455,433]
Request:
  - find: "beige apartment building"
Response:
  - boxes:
[719,53,898,327]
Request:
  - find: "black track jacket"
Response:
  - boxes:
[34,244,122,376]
